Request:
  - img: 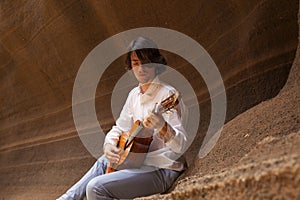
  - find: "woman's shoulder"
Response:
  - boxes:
[127,85,140,98]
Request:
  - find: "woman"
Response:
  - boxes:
[57,37,188,200]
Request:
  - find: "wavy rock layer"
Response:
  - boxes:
[0,0,299,199]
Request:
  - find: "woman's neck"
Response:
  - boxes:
[140,82,151,94]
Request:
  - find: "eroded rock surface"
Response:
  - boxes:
[0,0,299,199]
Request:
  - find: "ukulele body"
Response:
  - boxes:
[105,120,153,173]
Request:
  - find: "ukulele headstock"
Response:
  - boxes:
[159,91,180,113]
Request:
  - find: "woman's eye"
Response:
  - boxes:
[132,62,140,67]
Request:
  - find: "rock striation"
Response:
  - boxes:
[0,0,299,199]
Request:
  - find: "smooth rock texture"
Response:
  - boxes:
[0,0,299,199]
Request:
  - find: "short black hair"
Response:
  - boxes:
[125,37,167,75]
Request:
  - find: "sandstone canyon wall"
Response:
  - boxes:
[0,0,299,199]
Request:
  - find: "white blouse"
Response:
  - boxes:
[104,77,188,171]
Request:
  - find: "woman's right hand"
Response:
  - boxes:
[104,143,121,164]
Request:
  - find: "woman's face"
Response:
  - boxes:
[131,51,156,84]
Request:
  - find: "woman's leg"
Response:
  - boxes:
[57,155,108,200]
[86,168,181,200]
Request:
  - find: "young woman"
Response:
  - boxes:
[57,37,188,200]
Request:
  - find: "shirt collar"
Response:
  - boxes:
[139,76,162,104]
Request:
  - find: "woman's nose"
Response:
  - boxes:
[137,64,146,71]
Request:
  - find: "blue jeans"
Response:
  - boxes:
[57,155,182,200]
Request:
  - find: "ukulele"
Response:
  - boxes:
[106,91,180,173]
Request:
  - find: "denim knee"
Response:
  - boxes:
[86,178,111,200]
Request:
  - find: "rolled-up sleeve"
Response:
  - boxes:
[163,101,188,154]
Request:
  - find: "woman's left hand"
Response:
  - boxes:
[143,110,166,131]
